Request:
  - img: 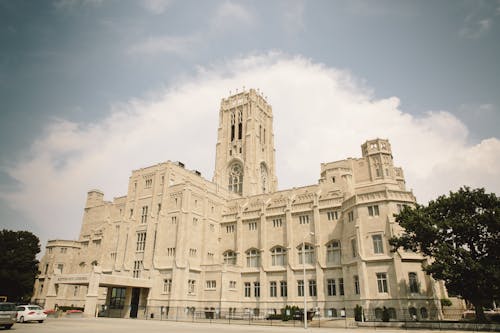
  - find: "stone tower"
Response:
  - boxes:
[213,88,278,196]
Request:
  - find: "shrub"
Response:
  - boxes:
[440,298,452,307]
[354,305,363,322]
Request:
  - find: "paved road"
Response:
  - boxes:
[5,317,477,333]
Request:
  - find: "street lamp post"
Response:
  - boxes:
[303,232,314,329]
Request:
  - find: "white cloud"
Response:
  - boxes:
[140,0,172,14]
[2,53,499,244]
[211,1,255,31]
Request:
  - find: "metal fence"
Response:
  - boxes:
[95,305,491,329]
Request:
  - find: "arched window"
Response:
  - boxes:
[228,163,243,195]
[420,307,428,319]
[260,163,268,193]
[326,240,341,265]
[408,307,417,320]
[223,250,237,265]
[270,246,287,266]
[298,243,315,264]
[246,248,260,267]
[388,307,397,320]
[238,110,243,140]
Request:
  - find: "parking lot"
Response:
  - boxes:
[4,317,484,333]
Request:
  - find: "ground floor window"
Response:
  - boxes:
[109,287,126,309]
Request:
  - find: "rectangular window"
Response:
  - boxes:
[327,211,338,221]
[354,275,360,295]
[205,280,216,289]
[254,282,260,298]
[299,215,310,224]
[408,272,419,293]
[244,282,251,297]
[189,248,197,257]
[280,281,288,297]
[167,247,175,256]
[339,278,344,296]
[327,279,336,296]
[297,280,304,297]
[92,239,101,247]
[372,234,384,254]
[145,178,152,188]
[348,211,354,222]
[376,273,388,293]
[109,287,126,309]
[133,260,142,278]
[188,279,196,294]
[248,221,257,230]
[163,279,172,293]
[229,281,236,289]
[141,206,148,223]
[270,281,277,297]
[351,238,357,258]
[368,205,380,217]
[226,224,235,233]
[308,279,317,296]
[272,218,282,227]
[57,264,64,273]
[171,216,177,224]
[136,232,146,252]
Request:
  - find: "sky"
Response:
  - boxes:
[0,0,499,250]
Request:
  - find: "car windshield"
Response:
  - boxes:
[0,303,16,311]
[28,306,42,310]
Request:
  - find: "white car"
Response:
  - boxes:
[16,305,47,323]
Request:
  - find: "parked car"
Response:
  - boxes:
[16,305,47,323]
[0,302,17,329]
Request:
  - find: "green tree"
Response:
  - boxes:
[0,230,40,302]
[390,187,500,322]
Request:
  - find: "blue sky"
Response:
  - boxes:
[1,0,499,247]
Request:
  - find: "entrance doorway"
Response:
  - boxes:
[129,288,140,318]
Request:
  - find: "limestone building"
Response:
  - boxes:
[33,89,447,320]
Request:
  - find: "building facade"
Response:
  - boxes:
[33,89,447,320]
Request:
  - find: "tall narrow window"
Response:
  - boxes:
[271,246,286,266]
[133,260,142,278]
[354,275,360,294]
[246,249,260,267]
[230,112,235,141]
[408,272,419,293]
[339,278,344,295]
[327,279,336,296]
[298,243,315,264]
[297,280,304,297]
[228,163,243,195]
[376,273,388,293]
[136,232,146,252]
[163,279,172,293]
[238,110,243,140]
[244,282,251,297]
[308,280,317,296]
[280,281,287,297]
[260,163,268,193]
[326,240,341,264]
[254,282,260,297]
[270,281,277,297]
[372,234,384,254]
[351,238,357,258]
